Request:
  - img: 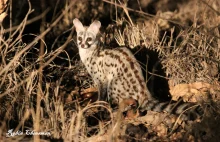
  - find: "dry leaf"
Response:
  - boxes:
[82,87,98,94]
[155,123,168,137]
[169,82,213,102]
[0,0,7,13]
[0,12,6,23]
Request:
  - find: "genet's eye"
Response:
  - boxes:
[87,37,92,42]
[78,37,82,41]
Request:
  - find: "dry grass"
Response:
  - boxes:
[0,0,219,141]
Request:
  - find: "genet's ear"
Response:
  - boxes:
[73,18,84,33]
[88,20,101,35]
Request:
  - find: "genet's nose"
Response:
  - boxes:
[81,44,85,48]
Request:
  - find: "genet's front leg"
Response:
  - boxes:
[97,83,107,101]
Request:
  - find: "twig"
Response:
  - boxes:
[34,0,47,141]
[4,8,50,33]
[0,1,76,98]
[169,104,200,134]
[201,0,220,15]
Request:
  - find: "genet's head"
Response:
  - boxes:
[73,18,101,49]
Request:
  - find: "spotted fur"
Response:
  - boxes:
[73,18,152,109]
